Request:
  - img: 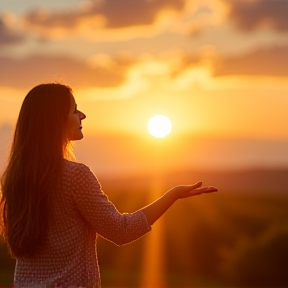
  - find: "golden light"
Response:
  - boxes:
[147,115,172,138]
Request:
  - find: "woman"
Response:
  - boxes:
[0,83,217,288]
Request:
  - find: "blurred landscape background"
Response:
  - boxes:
[1,130,288,287]
[0,0,288,287]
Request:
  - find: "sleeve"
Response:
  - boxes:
[71,163,151,246]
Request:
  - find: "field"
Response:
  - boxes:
[1,169,288,288]
[97,187,288,288]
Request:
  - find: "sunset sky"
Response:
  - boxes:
[0,0,288,175]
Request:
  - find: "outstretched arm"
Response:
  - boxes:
[141,182,218,226]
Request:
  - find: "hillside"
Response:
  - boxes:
[99,168,288,195]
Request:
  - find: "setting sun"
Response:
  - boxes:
[147,115,172,138]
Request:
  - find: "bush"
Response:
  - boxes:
[224,227,288,288]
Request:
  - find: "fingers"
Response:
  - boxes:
[197,186,218,194]
[173,183,217,199]
[191,181,203,189]
[189,183,217,192]
[179,182,203,192]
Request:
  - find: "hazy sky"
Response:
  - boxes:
[0,0,288,173]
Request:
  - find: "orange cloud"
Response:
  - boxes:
[91,0,185,28]
[3,0,288,45]
[213,46,288,77]
[173,0,229,36]
[0,16,25,46]
[225,0,288,32]
[20,0,187,40]
[1,45,287,91]
[0,54,135,89]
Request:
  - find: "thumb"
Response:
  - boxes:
[191,181,203,189]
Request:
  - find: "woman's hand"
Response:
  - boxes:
[169,182,218,200]
[141,182,218,225]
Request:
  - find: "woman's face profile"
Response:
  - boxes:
[66,94,86,141]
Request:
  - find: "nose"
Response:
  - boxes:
[77,110,86,120]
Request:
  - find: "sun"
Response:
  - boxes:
[147,115,172,138]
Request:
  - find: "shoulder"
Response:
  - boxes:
[63,159,100,186]
[63,159,91,174]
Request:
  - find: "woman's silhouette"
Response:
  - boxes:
[0,83,217,288]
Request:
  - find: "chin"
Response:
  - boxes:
[76,134,84,141]
[70,133,84,141]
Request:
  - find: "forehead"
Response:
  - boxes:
[69,93,76,106]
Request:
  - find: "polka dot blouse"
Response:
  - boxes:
[14,160,151,288]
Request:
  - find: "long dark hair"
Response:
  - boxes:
[0,83,74,258]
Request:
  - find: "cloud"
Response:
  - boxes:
[213,45,288,77]
[1,45,287,92]
[174,0,229,36]
[0,54,134,89]
[0,16,25,46]
[89,0,185,28]
[226,0,288,32]
[21,0,186,39]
